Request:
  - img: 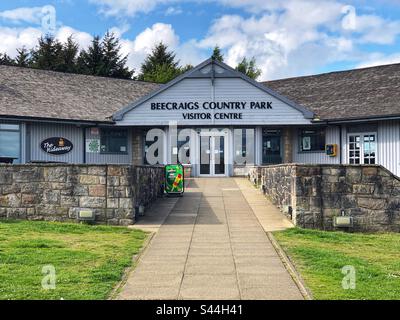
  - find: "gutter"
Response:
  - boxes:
[0,115,115,126]
[312,113,400,124]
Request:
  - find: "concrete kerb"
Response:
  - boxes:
[108,231,156,300]
[266,232,313,300]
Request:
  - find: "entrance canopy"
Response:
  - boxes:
[113,59,314,126]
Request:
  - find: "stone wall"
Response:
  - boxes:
[250,164,400,232]
[0,164,164,225]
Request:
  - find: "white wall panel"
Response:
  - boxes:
[117,78,312,126]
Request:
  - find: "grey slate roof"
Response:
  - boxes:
[264,63,400,121]
[1,62,400,123]
[0,65,159,123]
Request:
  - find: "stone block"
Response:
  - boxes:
[88,166,106,175]
[79,175,99,185]
[79,196,106,208]
[363,167,378,176]
[61,196,79,207]
[7,208,26,218]
[107,166,122,176]
[0,194,21,207]
[353,184,375,194]
[114,208,133,219]
[107,176,120,186]
[89,185,106,197]
[73,185,88,196]
[1,184,20,195]
[0,171,12,184]
[21,194,36,206]
[346,168,362,183]
[358,197,387,210]
[43,190,60,204]
[119,219,134,226]
[107,198,119,209]
[45,167,68,182]
[107,218,119,225]
[119,198,133,209]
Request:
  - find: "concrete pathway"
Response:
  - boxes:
[118,178,303,300]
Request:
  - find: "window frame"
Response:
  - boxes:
[99,128,128,155]
[298,128,326,153]
[347,132,377,165]
[233,128,255,165]
[0,123,21,163]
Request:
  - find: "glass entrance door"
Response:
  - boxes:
[348,133,377,164]
[199,134,226,176]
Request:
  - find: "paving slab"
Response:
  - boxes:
[117,178,303,300]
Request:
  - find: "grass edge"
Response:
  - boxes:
[107,230,155,300]
[267,231,313,300]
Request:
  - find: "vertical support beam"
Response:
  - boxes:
[282,127,293,163]
[131,128,144,165]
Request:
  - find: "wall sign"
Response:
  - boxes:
[151,101,273,121]
[86,139,100,153]
[41,137,73,155]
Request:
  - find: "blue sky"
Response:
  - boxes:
[1,0,400,80]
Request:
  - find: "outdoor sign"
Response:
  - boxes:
[165,164,184,195]
[86,139,100,153]
[40,137,73,155]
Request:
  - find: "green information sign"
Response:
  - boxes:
[165,164,184,195]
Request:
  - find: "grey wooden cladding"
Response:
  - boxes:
[29,123,84,163]
[293,126,341,164]
[85,128,132,164]
[377,120,400,176]
[117,78,312,126]
[29,124,132,164]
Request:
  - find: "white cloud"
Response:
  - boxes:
[89,0,176,17]
[0,25,93,57]
[0,6,44,24]
[356,52,400,68]
[0,26,42,56]
[119,23,180,74]
[165,6,183,16]
[55,26,93,50]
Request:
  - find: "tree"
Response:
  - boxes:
[77,35,104,76]
[138,42,179,82]
[235,57,262,80]
[30,35,63,71]
[59,36,79,73]
[0,53,15,66]
[211,46,224,62]
[141,64,182,83]
[101,31,133,79]
[15,47,30,67]
[77,32,134,79]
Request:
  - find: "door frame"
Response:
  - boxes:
[347,131,378,165]
[198,131,228,177]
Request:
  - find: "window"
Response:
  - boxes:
[348,133,376,165]
[100,129,128,154]
[234,128,255,165]
[300,129,325,152]
[0,123,21,163]
[262,129,282,164]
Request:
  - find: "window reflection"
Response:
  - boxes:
[0,124,20,163]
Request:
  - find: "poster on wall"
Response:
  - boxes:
[86,139,100,153]
[41,137,73,155]
[302,136,311,151]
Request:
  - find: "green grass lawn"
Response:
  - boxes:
[0,220,148,300]
[274,228,400,300]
